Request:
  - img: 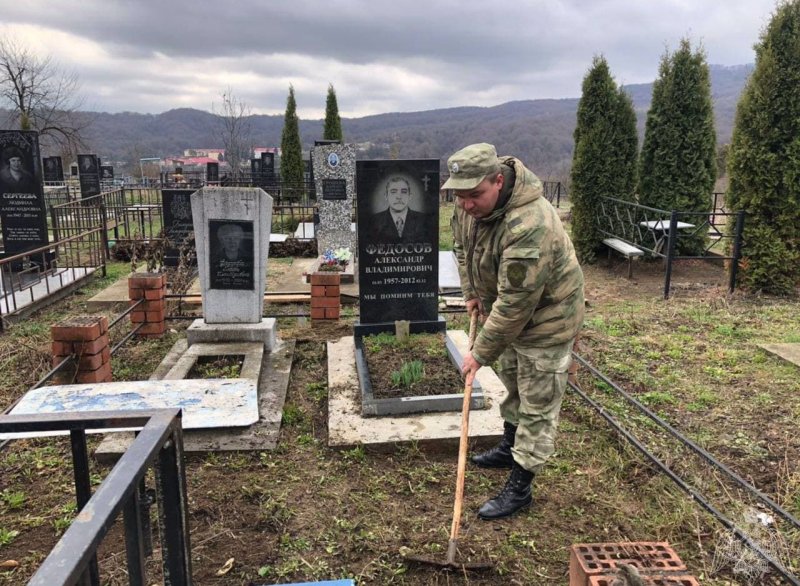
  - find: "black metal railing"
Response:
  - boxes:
[0,228,107,331]
[597,196,745,298]
[0,409,192,586]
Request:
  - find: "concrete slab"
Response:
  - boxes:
[758,343,800,368]
[3,378,259,439]
[95,338,295,459]
[164,342,264,380]
[438,250,462,291]
[186,318,277,350]
[327,330,504,448]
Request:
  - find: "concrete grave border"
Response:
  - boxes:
[328,330,504,448]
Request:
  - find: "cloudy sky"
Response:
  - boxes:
[0,0,779,119]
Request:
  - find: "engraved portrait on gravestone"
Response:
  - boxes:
[0,145,36,194]
[368,175,431,244]
[208,220,254,290]
[79,155,97,174]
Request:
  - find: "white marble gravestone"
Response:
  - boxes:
[312,143,356,256]
[189,188,274,344]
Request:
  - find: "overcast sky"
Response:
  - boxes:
[0,0,779,119]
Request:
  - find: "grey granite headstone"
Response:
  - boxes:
[311,143,355,255]
[191,187,272,324]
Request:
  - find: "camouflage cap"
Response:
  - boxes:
[441,143,500,190]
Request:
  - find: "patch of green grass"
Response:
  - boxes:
[0,490,26,510]
[281,404,305,427]
[0,527,20,547]
[390,360,424,387]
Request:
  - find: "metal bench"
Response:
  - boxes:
[602,237,644,278]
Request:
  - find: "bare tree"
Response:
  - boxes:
[0,37,89,154]
[213,88,252,180]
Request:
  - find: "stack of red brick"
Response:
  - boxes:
[569,542,699,586]
[310,272,341,320]
[51,316,112,384]
[128,273,166,337]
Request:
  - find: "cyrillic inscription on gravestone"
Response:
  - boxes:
[356,159,439,324]
[0,130,48,260]
[208,219,254,290]
[162,189,197,267]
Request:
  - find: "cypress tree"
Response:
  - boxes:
[323,84,343,141]
[280,85,304,196]
[612,87,639,203]
[570,56,637,262]
[639,39,716,255]
[727,1,800,294]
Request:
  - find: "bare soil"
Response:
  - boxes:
[364,333,464,399]
[1,256,798,585]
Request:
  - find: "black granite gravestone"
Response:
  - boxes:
[101,165,114,180]
[206,162,219,183]
[77,154,101,200]
[208,219,254,290]
[43,156,64,182]
[162,189,196,267]
[260,152,275,176]
[356,159,440,327]
[0,130,48,262]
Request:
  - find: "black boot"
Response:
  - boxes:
[471,421,516,468]
[477,462,534,520]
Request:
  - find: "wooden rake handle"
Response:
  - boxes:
[447,310,479,564]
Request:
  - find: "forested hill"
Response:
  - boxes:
[82,64,752,174]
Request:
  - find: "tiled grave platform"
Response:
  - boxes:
[327,329,504,448]
[94,338,294,460]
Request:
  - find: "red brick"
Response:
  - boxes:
[144,288,165,301]
[51,316,105,342]
[136,322,165,336]
[311,285,326,297]
[310,272,341,286]
[146,309,165,323]
[131,311,146,324]
[588,576,699,586]
[129,273,165,288]
[77,351,108,371]
[74,334,110,355]
[310,307,326,320]
[140,299,164,311]
[52,341,73,356]
[324,307,340,319]
[76,361,112,384]
[325,285,340,297]
[128,286,145,300]
[569,543,686,586]
[311,296,339,308]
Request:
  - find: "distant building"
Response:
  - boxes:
[183,148,225,160]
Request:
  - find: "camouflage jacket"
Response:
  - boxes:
[451,156,585,365]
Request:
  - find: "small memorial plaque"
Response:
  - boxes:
[322,178,347,200]
[208,219,254,290]
[206,162,219,182]
[100,165,114,180]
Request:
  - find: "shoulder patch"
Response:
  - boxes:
[508,217,524,235]
[507,262,527,287]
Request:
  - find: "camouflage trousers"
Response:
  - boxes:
[496,338,574,473]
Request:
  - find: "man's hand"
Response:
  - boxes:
[465,298,487,324]
[461,352,481,379]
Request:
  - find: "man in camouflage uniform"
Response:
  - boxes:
[444,143,584,520]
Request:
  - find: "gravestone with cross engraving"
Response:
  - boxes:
[311,143,355,256]
[190,186,272,324]
[356,159,440,326]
